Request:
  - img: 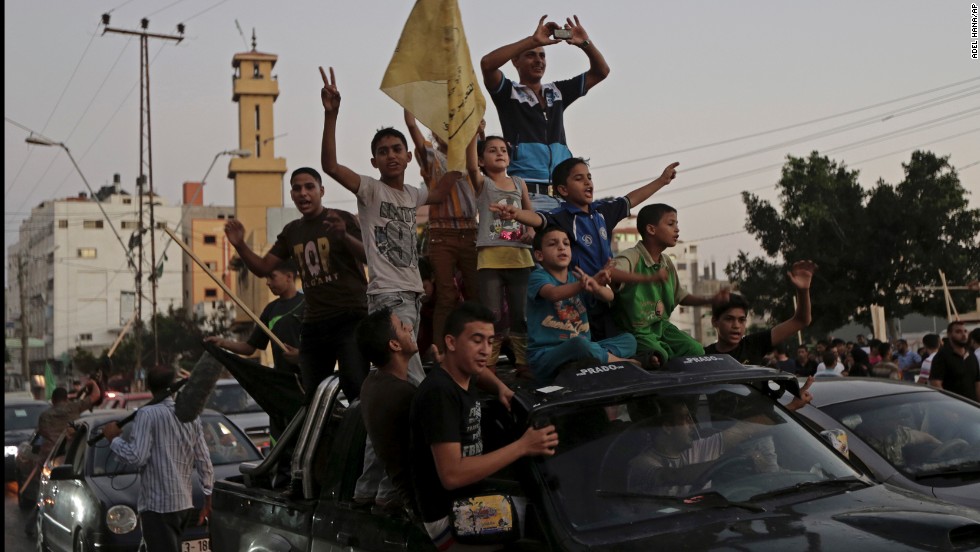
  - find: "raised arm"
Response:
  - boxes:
[466,126,485,196]
[425,170,463,205]
[574,266,614,303]
[679,288,731,308]
[563,15,610,91]
[403,109,432,181]
[481,15,560,91]
[224,219,283,277]
[624,162,679,209]
[537,277,589,303]
[769,260,817,346]
[489,203,546,229]
[319,66,361,193]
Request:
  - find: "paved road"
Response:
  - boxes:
[5,482,34,552]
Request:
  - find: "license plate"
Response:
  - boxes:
[181,538,210,552]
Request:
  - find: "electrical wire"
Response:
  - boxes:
[590,77,980,171]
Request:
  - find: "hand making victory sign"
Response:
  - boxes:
[320,66,340,113]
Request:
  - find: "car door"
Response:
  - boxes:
[310,400,426,551]
[39,430,74,551]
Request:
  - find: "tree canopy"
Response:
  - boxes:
[727,150,980,338]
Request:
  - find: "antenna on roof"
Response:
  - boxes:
[234,20,249,50]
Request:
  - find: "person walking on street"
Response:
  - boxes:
[102,365,213,552]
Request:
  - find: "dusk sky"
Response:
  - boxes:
[6,1,978,287]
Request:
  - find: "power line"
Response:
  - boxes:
[605,106,980,194]
[591,76,980,171]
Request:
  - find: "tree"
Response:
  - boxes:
[106,306,210,375]
[728,150,979,338]
[71,347,102,377]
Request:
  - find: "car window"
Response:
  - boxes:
[537,384,860,531]
[202,417,263,465]
[6,404,47,431]
[822,391,980,478]
[88,415,262,476]
[206,383,263,414]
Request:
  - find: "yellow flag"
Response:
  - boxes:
[381,0,485,172]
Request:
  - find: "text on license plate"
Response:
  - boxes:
[182,538,210,552]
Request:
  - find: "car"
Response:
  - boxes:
[98,391,153,410]
[5,395,48,483]
[210,356,980,552]
[35,407,262,552]
[791,377,980,509]
[205,378,270,450]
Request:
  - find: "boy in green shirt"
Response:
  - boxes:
[611,204,729,369]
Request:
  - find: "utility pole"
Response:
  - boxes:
[16,254,31,382]
[102,14,184,368]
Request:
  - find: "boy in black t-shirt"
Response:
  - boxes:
[410,302,558,550]
[225,167,370,403]
[704,260,816,366]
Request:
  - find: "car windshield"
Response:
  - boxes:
[6,404,47,431]
[88,415,261,475]
[821,390,980,479]
[206,383,263,414]
[537,383,859,531]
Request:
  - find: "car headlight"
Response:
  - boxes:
[106,505,138,534]
[5,445,18,457]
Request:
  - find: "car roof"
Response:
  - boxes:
[5,396,48,407]
[531,355,799,410]
[807,377,933,407]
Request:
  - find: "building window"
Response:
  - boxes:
[78,333,93,342]
[58,219,68,228]
[156,222,167,229]
[203,235,217,245]
[122,198,132,205]
[77,248,97,259]
[689,245,698,253]
[205,261,218,271]
[677,263,687,270]
[253,62,260,78]
[121,221,138,230]
[255,105,260,131]
[255,134,261,158]
[83,220,104,229]
[204,288,218,298]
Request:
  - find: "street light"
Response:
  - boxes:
[24,134,134,269]
[157,148,251,266]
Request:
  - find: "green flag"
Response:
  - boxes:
[44,361,56,401]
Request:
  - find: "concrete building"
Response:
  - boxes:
[5,178,183,371]
[179,181,237,326]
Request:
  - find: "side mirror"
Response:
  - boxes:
[820,429,850,459]
[48,464,77,481]
[450,494,520,545]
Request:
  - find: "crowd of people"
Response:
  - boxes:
[778,322,980,401]
[211,15,978,551]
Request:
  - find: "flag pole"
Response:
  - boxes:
[161,226,288,351]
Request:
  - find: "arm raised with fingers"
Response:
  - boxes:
[319,66,361,193]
